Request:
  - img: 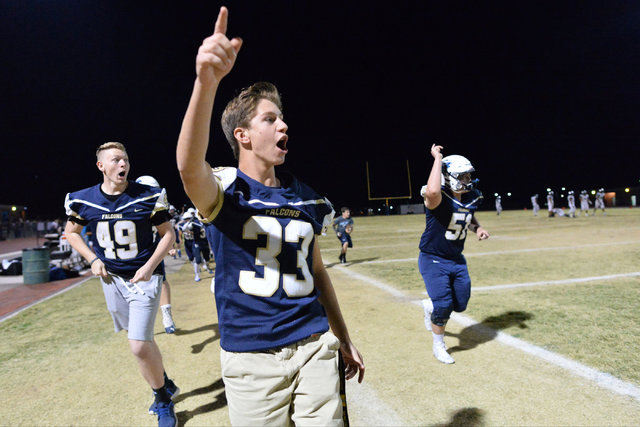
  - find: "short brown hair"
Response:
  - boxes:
[221,82,282,160]
[96,141,127,160]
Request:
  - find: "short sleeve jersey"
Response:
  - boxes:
[333,216,354,235]
[200,167,335,352]
[419,187,483,261]
[64,182,170,278]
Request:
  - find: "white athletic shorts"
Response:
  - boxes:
[220,331,342,426]
[100,274,162,341]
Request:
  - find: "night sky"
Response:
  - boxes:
[2,1,639,217]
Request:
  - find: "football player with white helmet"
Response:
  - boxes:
[495,195,502,216]
[546,190,555,217]
[531,194,540,216]
[579,190,592,216]
[593,188,606,215]
[567,191,576,218]
[419,144,489,364]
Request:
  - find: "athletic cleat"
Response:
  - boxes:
[156,400,177,427]
[164,325,176,334]
[207,269,214,274]
[433,341,455,364]
[195,276,201,282]
[149,380,180,415]
[421,299,433,331]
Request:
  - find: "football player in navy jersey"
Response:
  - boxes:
[64,142,179,427]
[419,144,489,364]
[176,7,364,425]
[333,207,354,263]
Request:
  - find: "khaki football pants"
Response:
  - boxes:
[220,331,343,426]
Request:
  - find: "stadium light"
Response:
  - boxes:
[591,190,596,195]
[561,187,566,191]
[507,192,512,196]
[546,187,551,192]
[625,188,630,193]
[11,206,17,212]
[494,192,499,197]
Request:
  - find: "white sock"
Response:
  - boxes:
[432,332,445,344]
[161,304,171,314]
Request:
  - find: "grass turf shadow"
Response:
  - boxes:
[446,311,533,355]
[175,378,227,424]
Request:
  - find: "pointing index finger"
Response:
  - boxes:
[214,6,228,35]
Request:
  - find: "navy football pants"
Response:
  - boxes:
[418,252,471,321]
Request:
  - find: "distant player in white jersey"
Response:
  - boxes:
[579,190,591,216]
[531,194,540,216]
[546,190,555,217]
[593,188,606,215]
[495,195,502,215]
[567,191,576,218]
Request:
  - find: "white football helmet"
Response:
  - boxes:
[136,175,160,188]
[441,155,476,193]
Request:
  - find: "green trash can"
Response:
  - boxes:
[22,248,50,285]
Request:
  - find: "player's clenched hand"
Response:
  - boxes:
[91,258,109,279]
[196,6,243,87]
[340,341,365,383]
[431,144,443,161]
[130,265,153,284]
[476,227,490,240]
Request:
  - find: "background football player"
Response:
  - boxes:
[333,207,354,263]
[579,190,592,216]
[64,142,178,426]
[567,190,577,218]
[531,193,540,216]
[593,188,606,215]
[419,144,489,364]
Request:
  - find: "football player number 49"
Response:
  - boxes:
[445,212,471,241]
[239,216,314,298]
[96,220,139,259]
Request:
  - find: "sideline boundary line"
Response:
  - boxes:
[332,264,640,402]
[0,276,93,323]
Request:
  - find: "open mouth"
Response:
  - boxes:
[276,135,288,152]
[118,171,126,178]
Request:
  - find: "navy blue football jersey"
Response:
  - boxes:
[64,182,171,278]
[200,167,335,352]
[419,187,483,260]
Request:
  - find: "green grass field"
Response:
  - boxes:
[2,207,639,425]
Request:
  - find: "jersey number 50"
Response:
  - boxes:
[96,220,139,259]
[239,216,314,298]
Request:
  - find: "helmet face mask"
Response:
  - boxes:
[441,155,476,193]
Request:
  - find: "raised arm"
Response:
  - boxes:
[176,6,243,218]
[423,144,443,209]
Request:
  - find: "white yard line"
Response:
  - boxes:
[472,272,640,292]
[331,264,640,402]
